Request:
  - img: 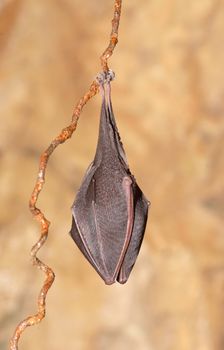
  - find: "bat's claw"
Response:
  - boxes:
[96,69,115,85]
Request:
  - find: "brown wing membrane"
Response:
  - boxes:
[70,72,150,284]
[117,183,149,283]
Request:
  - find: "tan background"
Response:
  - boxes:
[1,0,224,349]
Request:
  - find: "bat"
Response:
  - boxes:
[70,71,150,284]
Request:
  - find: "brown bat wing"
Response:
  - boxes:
[70,167,135,284]
[70,74,149,284]
[117,183,149,283]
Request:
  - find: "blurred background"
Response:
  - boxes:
[0,0,224,349]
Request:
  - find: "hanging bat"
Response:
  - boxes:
[70,71,150,285]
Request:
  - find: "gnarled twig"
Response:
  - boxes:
[9,1,122,349]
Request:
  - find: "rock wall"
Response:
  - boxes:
[0,1,224,349]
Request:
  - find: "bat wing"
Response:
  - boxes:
[70,73,149,284]
[70,162,110,281]
[70,167,135,284]
[117,183,150,283]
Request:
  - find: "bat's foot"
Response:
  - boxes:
[96,69,115,85]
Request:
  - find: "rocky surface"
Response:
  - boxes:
[0,0,224,349]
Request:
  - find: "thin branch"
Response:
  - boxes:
[101,0,122,72]
[9,1,122,349]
